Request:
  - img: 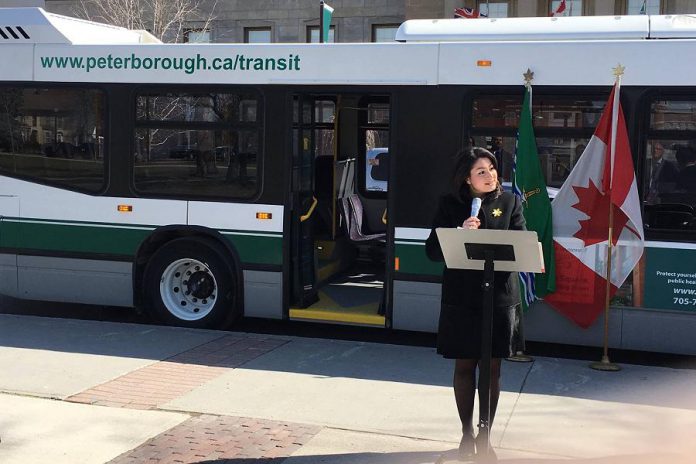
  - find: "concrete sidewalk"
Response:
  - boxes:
[0,313,695,464]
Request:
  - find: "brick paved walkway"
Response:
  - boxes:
[67,334,289,409]
[108,414,321,464]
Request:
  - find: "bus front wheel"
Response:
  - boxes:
[144,237,238,329]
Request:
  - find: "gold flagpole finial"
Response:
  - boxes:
[523,68,534,88]
[612,64,625,79]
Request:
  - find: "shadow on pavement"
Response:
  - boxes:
[2,299,696,410]
[167,450,694,464]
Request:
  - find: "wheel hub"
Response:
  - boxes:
[187,271,215,299]
[160,258,218,321]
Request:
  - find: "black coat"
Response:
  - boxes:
[425,189,526,310]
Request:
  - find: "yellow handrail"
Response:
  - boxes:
[300,196,318,222]
[382,208,388,225]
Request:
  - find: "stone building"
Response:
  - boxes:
[12,1,696,43]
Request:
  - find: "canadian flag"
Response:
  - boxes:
[544,82,645,328]
[550,0,567,16]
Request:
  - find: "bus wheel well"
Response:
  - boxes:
[133,227,243,320]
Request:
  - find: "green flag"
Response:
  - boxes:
[512,86,556,310]
[321,2,334,43]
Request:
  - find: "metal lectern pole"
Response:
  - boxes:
[477,249,495,459]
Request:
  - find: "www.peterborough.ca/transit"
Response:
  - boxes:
[40,53,302,74]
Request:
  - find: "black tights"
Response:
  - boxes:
[453,358,502,435]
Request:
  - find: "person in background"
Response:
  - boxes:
[646,142,678,204]
[490,136,513,181]
[425,147,526,461]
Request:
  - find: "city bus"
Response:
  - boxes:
[1,8,695,354]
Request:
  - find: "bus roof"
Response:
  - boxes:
[3,9,696,87]
[0,7,159,44]
[396,14,696,42]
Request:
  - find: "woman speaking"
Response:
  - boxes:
[425,146,526,461]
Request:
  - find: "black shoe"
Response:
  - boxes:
[474,433,498,462]
[458,432,475,459]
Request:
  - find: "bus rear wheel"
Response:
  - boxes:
[144,237,238,329]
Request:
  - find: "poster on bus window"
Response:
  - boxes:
[366,148,389,192]
[643,246,696,312]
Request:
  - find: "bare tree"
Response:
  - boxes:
[75,1,219,161]
[75,0,216,43]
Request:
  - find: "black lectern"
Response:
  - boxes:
[436,228,542,462]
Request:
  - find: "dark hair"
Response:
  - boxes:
[452,146,502,202]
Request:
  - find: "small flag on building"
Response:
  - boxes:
[454,7,486,19]
[320,1,334,43]
[550,0,567,16]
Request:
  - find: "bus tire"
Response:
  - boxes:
[144,237,239,329]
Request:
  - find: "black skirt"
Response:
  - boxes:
[436,303,517,359]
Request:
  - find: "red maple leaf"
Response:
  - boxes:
[572,180,629,247]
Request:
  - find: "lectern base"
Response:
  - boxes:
[590,355,621,371]
[435,447,498,463]
[434,449,475,463]
[505,352,533,363]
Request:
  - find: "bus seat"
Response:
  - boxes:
[339,194,386,243]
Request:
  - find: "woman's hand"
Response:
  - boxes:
[462,216,481,229]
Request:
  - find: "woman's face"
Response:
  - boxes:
[467,157,498,196]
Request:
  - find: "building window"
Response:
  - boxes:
[626,0,661,14]
[244,27,271,43]
[184,28,211,43]
[550,0,583,16]
[372,25,399,42]
[0,87,106,193]
[307,26,335,43]
[478,1,509,18]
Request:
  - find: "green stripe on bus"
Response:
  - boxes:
[395,242,443,276]
[222,233,282,265]
[1,220,150,256]
[0,219,282,266]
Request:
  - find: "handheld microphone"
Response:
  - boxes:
[471,197,482,218]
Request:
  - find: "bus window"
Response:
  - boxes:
[133,90,261,199]
[360,101,390,197]
[531,96,604,129]
[642,97,696,233]
[136,93,253,123]
[471,94,603,186]
[535,137,590,188]
[642,139,696,231]
[471,96,520,129]
[0,87,105,192]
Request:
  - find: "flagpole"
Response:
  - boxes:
[319,1,325,43]
[590,65,624,372]
[508,68,536,364]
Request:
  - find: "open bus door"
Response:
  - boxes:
[289,95,320,308]
[289,93,390,327]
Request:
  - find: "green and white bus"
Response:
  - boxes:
[2,8,696,354]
